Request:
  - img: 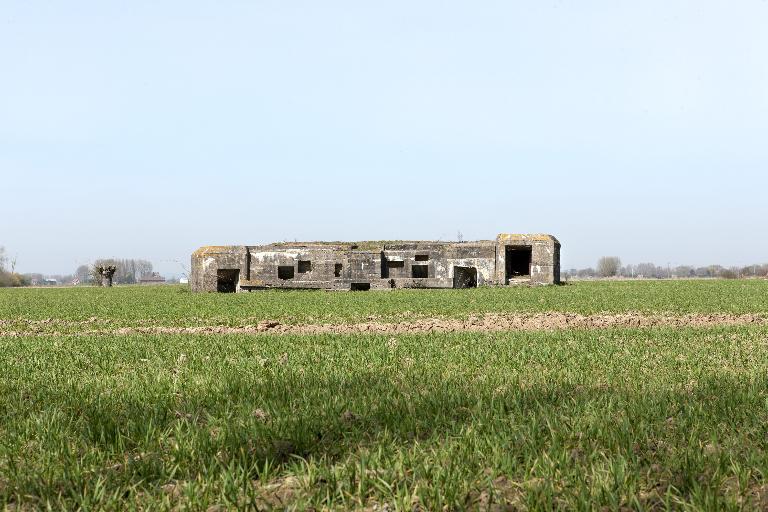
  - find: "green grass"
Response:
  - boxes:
[2,328,768,510]
[1,280,768,328]
[2,281,768,510]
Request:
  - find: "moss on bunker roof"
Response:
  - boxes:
[192,246,239,257]
[269,240,444,251]
[496,233,559,244]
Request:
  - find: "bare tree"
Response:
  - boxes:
[0,247,28,287]
[92,259,118,285]
[75,265,91,284]
[94,264,117,287]
[170,259,190,280]
[597,256,621,277]
[90,258,153,284]
[135,259,153,279]
[635,262,660,278]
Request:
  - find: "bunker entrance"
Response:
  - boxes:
[412,264,429,279]
[350,282,371,291]
[453,266,477,288]
[216,269,239,293]
[505,246,532,282]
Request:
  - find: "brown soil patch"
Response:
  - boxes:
[252,475,302,509]
[1,312,767,338]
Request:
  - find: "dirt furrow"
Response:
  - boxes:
[1,312,767,337]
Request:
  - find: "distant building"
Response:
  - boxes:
[179,277,189,284]
[43,278,58,286]
[138,272,166,284]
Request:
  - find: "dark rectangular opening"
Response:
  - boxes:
[350,282,371,291]
[334,263,343,277]
[505,246,532,281]
[298,260,312,273]
[277,265,294,280]
[381,258,405,278]
[415,254,429,261]
[453,266,477,288]
[412,264,428,279]
[216,269,239,293]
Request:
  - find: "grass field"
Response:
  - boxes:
[2,280,768,328]
[2,281,768,510]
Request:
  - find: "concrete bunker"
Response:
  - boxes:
[216,269,239,293]
[191,234,559,292]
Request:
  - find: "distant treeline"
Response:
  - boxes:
[3,244,766,288]
[566,257,768,280]
[0,246,27,287]
[81,259,153,285]
[0,247,160,286]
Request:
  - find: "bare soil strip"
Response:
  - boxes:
[1,312,767,337]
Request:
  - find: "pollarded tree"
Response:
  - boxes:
[94,264,117,287]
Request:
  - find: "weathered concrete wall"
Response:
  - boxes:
[494,234,560,286]
[191,246,248,292]
[191,234,560,292]
[442,243,497,286]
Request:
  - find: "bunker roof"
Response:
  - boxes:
[496,233,560,244]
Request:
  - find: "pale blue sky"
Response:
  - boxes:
[1,1,767,276]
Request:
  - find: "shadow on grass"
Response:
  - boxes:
[4,371,765,507]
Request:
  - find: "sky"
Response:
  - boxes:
[1,1,767,276]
